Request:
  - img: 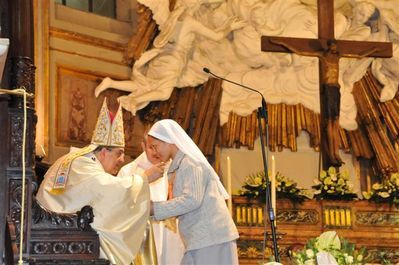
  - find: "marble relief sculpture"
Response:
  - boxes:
[95,0,399,131]
[68,87,88,141]
[95,0,245,113]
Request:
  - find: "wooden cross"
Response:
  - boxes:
[261,0,392,169]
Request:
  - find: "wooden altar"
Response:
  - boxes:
[233,196,399,264]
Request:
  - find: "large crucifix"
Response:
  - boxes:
[261,0,392,169]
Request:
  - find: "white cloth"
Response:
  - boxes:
[118,152,185,265]
[148,119,229,199]
[316,251,339,265]
[119,152,168,201]
[37,152,150,265]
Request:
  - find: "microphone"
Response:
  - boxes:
[202,67,267,120]
[203,68,277,260]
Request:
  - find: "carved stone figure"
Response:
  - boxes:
[94,0,399,134]
[68,87,88,141]
[95,0,245,114]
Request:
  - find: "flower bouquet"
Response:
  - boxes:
[312,167,358,201]
[239,171,312,204]
[292,231,366,265]
[362,172,399,209]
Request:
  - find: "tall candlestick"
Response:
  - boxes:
[227,156,232,215]
[271,155,276,225]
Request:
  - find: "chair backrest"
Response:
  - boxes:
[5,198,109,264]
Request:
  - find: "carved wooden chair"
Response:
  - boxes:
[5,198,110,265]
[0,48,110,264]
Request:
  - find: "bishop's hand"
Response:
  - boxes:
[144,162,166,183]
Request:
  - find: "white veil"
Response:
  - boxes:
[148,119,229,199]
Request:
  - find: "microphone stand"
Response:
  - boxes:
[203,68,279,262]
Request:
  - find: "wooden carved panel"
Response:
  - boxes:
[11,57,36,95]
[365,248,399,264]
[55,66,145,157]
[9,108,36,168]
[30,261,109,265]
[276,209,319,225]
[7,177,32,251]
[356,211,399,227]
[237,239,291,261]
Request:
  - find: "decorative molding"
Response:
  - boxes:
[9,114,24,168]
[50,27,125,52]
[30,241,94,255]
[30,260,109,265]
[7,178,32,251]
[276,209,319,224]
[53,65,142,157]
[356,211,399,226]
[50,47,127,66]
[234,206,319,226]
[237,239,290,259]
[365,248,399,263]
[233,197,399,264]
[32,199,95,232]
[11,57,36,102]
[9,108,36,168]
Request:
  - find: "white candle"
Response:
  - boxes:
[271,155,276,226]
[227,156,233,215]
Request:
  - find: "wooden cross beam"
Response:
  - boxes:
[261,0,392,169]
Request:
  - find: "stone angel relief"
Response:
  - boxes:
[342,0,399,104]
[95,0,399,132]
[95,0,246,114]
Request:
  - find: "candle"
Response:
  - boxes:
[252,208,257,225]
[345,209,352,226]
[227,156,232,215]
[324,209,330,226]
[335,209,341,226]
[340,209,346,227]
[330,209,335,226]
[236,206,241,224]
[247,207,252,225]
[257,207,263,225]
[271,155,276,226]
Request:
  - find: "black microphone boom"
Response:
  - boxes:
[203,67,279,261]
[202,68,263,98]
[202,67,267,120]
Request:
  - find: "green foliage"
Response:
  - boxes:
[292,231,367,265]
[239,171,312,204]
[362,173,399,209]
[312,167,358,201]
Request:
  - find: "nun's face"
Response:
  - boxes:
[142,139,161,165]
[147,136,173,162]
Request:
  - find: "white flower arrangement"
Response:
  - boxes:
[362,172,399,208]
[312,167,358,201]
[239,171,312,204]
[292,231,366,265]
